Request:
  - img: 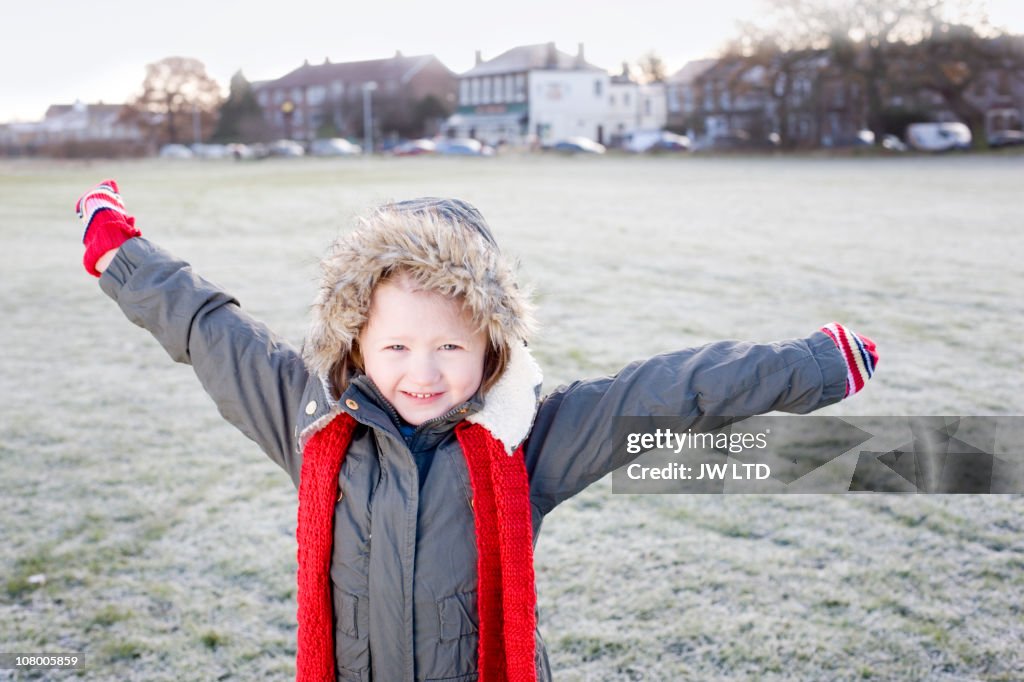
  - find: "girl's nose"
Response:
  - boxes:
[408,353,442,385]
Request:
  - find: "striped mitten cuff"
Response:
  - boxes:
[820,322,878,398]
[74,180,141,277]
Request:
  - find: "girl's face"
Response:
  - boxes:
[358,275,487,426]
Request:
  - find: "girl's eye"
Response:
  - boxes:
[440,344,461,351]
[387,344,406,351]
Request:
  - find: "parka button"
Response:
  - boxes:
[304,401,317,415]
[345,398,359,410]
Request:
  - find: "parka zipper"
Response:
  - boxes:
[357,380,472,454]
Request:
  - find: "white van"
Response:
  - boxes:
[906,122,972,152]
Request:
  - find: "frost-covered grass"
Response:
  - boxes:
[1,155,1022,680]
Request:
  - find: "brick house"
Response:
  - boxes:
[253,53,458,141]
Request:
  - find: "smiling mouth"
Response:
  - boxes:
[404,391,442,399]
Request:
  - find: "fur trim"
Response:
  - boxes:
[304,198,535,382]
[467,342,543,454]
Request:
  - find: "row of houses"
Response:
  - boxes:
[249,43,667,147]
[665,48,1024,148]
[4,39,1023,154]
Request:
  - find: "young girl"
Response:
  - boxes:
[75,180,877,682]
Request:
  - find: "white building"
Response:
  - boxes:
[446,44,671,148]
[447,43,621,146]
[604,64,668,144]
[527,67,611,145]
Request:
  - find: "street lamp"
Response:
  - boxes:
[362,81,377,154]
[281,100,295,140]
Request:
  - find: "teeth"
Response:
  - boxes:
[409,392,434,399]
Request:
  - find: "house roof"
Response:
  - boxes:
[461,43,602,77]
[45,102,125,119]
[260,54,452,90]
[667,59,717,85]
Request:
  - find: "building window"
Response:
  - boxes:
[481,77,491,104]
[460,80,470,105]
[504,74,514,102]
[610,94,616,106]
[594,80,603,97]
[292,87,303,102]
[258,91,269,106]
[645,97,652,116]
[623,92,631,107]
[471,78,480,104]
[332,80,344,97]
[273,90,284,105]
[515,74,526,102]
[308,86,326,106]
[998,71,1010,96]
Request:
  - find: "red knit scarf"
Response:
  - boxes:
[296,412,537,682]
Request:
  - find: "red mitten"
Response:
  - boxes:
[820,322,878,398]
[74,180,141,277]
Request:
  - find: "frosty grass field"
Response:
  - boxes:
[1,154,1022,681]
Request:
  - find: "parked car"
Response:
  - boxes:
[824,129,875,148]
[988,129,1024,148]
[906,122,972,152]
[310,138,362,156]
[190,143,229,159]
[624,130,690,153]
[434,138,494,156]
[393,139,437,156]
[881,134,909,152]
[691,131,755,152]
[225,143,254,160]
[267,139,305,157]
[159,143,193,159]
[649,132,691,152]
[545,136,606,154]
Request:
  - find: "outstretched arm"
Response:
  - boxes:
[526,326,878,515]
[75,180,309,479]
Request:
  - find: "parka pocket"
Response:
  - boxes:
[421,591,479,680]
[337,591,359,637]
[334,591,369,679]
[438,590,478,642]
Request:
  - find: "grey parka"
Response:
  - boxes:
[99,237,848,681]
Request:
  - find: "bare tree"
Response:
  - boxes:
[729,0,991,144]
[637,51,668,83]
[895,22,1024,146]
[123,57,223,145]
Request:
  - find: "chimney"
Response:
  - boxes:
[622,61,631,78]
[546,42,557,69]
[324,56,331,65]
[303,58,310,67]
[475,49,483,66]
[576,42,585,67]
[395,49,403,59]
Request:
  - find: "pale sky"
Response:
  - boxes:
[3,0,1023,123]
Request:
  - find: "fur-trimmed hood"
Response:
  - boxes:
[303,198,536,390]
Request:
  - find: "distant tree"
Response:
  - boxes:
[893,22,1024,146]
[412,95,451,137]
[637,51,668,83]
[122,56,222,145]
[729,0,990,144]
[211,70,268,143]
